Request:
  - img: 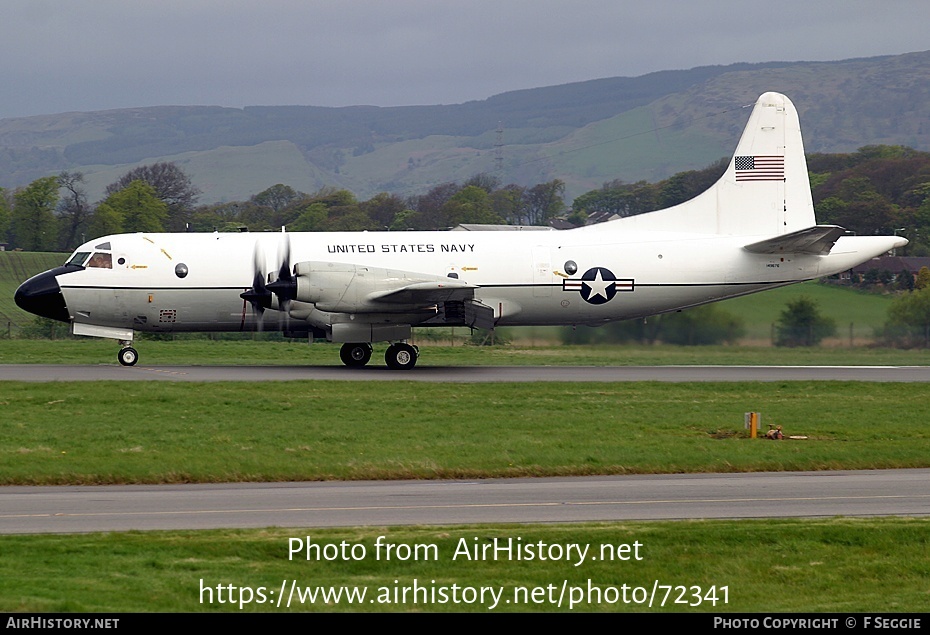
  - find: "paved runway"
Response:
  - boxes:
[2,469,929,534]
[2,364,930,382]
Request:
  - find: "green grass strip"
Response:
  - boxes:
[2,519,928,612]
[2,381,929,485]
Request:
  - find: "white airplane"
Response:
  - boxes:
[15,92,905,370]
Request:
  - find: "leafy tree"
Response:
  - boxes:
[105,162,199,231]
[87,200,123,239]
[917,266,930,290]
[524,179,565,225]
[439,186,503,227]
[774,296,836,347]
[463,173,501,194]
[251,184,301,216]
[572,180,655,219]
[361,192,407,229]
[95,180,168,234]
[388,208,418,231]
[282,188,368,232]
[408,182,462,229]
[882,286,930,348]
[325,208,380,231]
[11,176,59,251]
[189,201,254,232]
[489,185,527,225]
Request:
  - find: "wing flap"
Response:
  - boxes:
[743,225,847,255]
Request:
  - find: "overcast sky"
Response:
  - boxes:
[2,0,928,119]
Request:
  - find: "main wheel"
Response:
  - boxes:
[385,343,417,370]
[340,342,373,368]
[118,346,138,367]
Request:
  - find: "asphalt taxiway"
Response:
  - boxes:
[2,364,930,382]
[2,469,929,534]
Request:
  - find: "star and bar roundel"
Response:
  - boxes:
[562,267,634,305]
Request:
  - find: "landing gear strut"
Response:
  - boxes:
[339,342,373,368]
[384,342,418,370]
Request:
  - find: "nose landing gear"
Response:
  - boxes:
[117,344,139,367]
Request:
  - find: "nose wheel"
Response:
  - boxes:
[118,346,139,367]
[385,342,418,370]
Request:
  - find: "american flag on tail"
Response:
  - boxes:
[734,155,784,181]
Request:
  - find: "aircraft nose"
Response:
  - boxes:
[14,267,72,322]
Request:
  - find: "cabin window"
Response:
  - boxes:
[87,252,113,269]
[66,251,91,267]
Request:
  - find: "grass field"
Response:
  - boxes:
[3,380,930,485]
[3,518,928,612]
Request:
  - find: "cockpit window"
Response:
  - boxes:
[66,251,91,267]
[87,252,113,269]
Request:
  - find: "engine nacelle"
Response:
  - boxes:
[293,261,474,313]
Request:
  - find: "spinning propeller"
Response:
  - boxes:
[239,234,297,329]
[265,234,297,312]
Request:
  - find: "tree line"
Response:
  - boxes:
[0,164,569,252]
[2,144,929,257]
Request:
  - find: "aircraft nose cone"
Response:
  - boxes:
[14,267,71,322]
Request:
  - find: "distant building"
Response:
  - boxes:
[844,256,930,284]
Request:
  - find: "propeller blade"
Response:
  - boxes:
[267,233,297,306]
[239,241,273,330]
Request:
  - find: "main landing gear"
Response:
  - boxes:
[339,342,372,368]
[339,342,418,370]
[384,342,418,370]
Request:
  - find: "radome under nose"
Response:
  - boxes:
[14,267,73,322]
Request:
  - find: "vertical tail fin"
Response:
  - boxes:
[608,92,816,237]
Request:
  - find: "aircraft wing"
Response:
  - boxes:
[368,280,496,330]
[742,225,847,255]
[366,280,477,305]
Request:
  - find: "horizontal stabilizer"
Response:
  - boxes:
[743,225,847,255]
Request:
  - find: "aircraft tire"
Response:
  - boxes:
[385,343,417,370]
[340,342,373,368]
[118,347,139,367]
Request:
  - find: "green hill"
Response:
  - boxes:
[2,52,929,204]
[0,251,65,332]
